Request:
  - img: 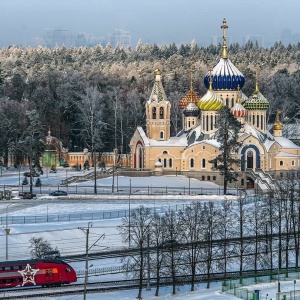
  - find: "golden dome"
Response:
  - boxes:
[154,68,161,76]
[273,109,283,131]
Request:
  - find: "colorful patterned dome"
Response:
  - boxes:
[204,58,245,90]
[243,92,269,110]
[231,97,247,118]
[183,102,200,117]
[198,88,223,111]
[179,90,201,109]
[204,19,245,91]
[243,77,269,110]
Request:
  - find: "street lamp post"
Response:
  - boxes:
[5,203,13,260]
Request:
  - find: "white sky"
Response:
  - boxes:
[0,0,300,47]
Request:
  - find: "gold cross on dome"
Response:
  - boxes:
[221,19,228,58]
[221,19,228,44]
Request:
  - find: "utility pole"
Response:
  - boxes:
[79,222,92,300]
[78,223,105,300]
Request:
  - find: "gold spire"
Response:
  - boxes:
[221,18,228,59]
[236,85,241,104]
[189,66,195,103]
[273,109,283,130]
[255,65,259,93]
[209,67,213,90]
[190,66,195,92]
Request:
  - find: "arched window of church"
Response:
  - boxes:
[206,115,209,131]
[226,97,229,106]
[190,158,194,168]
[163,158,167,168]
[163,151,168,154]
[257,115,259,127]
[159,107,164,119]
[202,158,206,168]
[158,158,161,162]
[188,121,190,128]
[280,161,284,166]
[231,98,234,107]
[169,158,172,168]
[292,160,295,166]
[152,107,156,119]
[160,131,164,139]
[210,115,213,130]
[261,115,264,130]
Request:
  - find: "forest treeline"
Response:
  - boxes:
[0,40,300,163]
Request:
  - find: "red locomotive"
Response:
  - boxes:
[0,259,77,289]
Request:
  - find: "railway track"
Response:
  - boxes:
[1,268,290,299]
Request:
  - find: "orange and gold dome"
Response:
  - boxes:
[179,90,201,109]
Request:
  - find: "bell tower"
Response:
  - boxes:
[145,69,171,140]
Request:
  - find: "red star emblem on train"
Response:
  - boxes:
[17,264,40,286]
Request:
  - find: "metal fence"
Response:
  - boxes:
[223,270,300,300]
[0,184,239,197]
[0,203,192,225]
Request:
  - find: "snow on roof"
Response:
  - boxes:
[264,138,275,151]
[149,136,188,147]
[137,126,150,146]
[243,123,265,142]
[275,151,299,158]
[274,136,300,149]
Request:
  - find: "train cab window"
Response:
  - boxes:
[13,266,19,270]
[5,266,10,270]
[66,268,71,272]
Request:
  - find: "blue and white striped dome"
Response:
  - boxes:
[204,58,245,90]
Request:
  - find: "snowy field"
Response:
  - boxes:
[0,169,294,299]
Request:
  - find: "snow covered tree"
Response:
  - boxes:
[209,106,242,194]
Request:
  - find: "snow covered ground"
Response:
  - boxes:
[0,169,296,299]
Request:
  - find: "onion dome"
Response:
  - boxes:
[243,92,269,110]
[273,109,283,131]
[231,92,247,118]
[147,68,168,104]
[198,71,223,111]
[179,90,201,109]
[179,67,201,109]
[204,19,245,90]
[243,68,269,110]
[183,102,200,117]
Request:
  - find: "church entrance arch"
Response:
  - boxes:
[241,145,261,171]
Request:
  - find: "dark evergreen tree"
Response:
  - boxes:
[19,110,44,194]
[35,177,42,187]
[22,176,28,185]
[209,106,242,194]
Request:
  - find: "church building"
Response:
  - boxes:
[129,19,300,190]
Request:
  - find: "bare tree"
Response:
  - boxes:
[76,86,105,194]
[118,206,152,300]
[29,237,55,259]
